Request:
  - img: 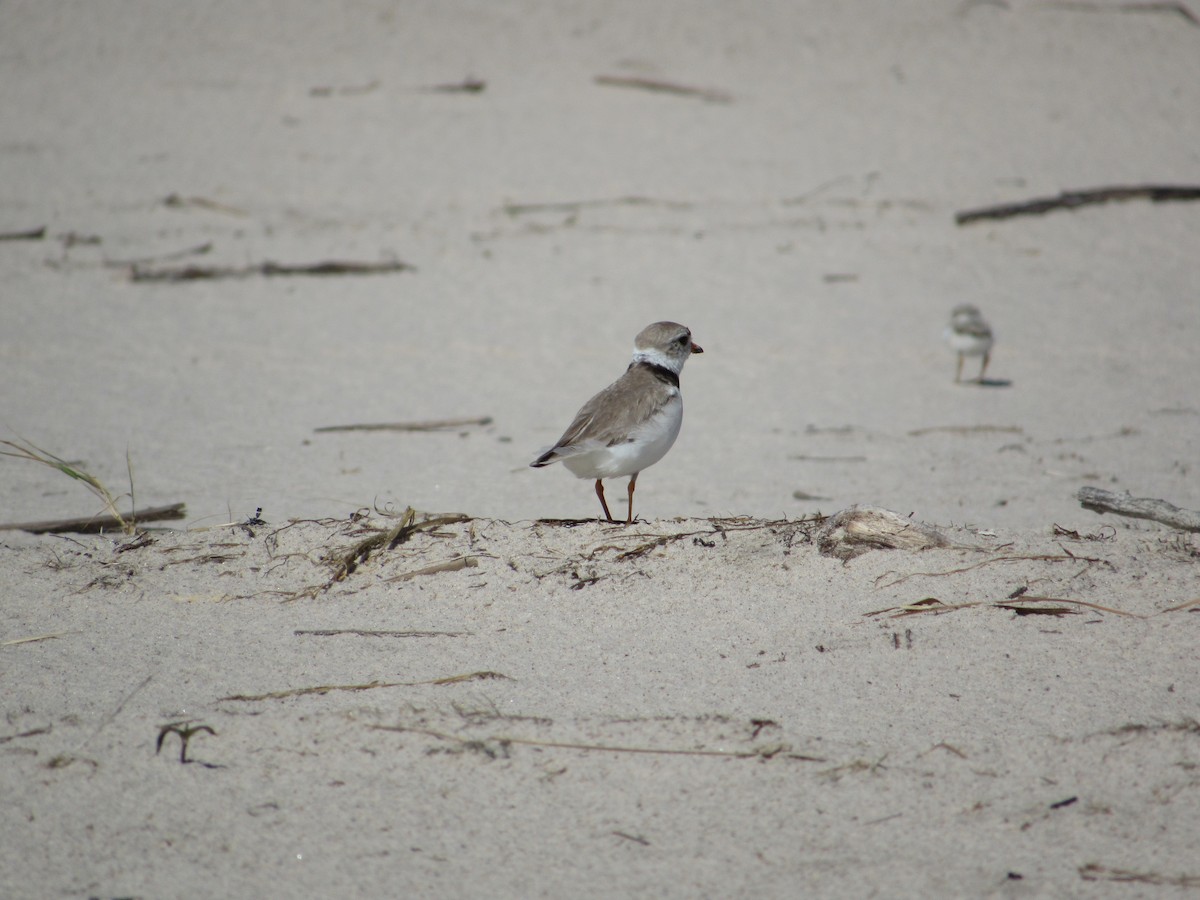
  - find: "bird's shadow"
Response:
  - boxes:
[959,377,1012,389]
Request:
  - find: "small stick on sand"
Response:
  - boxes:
[0,226,46,241]
[865,595,1136,619]
[309,79,381,97]
[104,242,213,268]
[294,629,471,638]
[1046,1,1200,27]
[129,259,414,282]
[0,502,187,534]
[386,555,479,582]
[1079,863,1200,888]
[420,77,486,93]
[1077,486,1200,532]
[370,725,824,762]
[162,193,248,216]
[220,670,509,702]
[594,74,732,103]
[1,633,75,647]
[908,425,1022,437]
[503,196,691,217]
[315,416,492,433]
[955,184,1200,225]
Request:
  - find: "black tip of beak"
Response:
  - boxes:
[691,343,704,354]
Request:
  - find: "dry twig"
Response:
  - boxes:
[294,629,471,638]
[420,77,486,93]
[315,416,492,433]
[104,242,213,268]
[1046,1,1199,26]
[1161,597,1200,613]
[130,259,413,282]
[594,74,732,103]
[1079,863,1200,888]
[876,552,1109,587]
[866,595,1137,619]
[956,184,1200,225]
[0,226,46,241]
[220,671,509,702]
[908,425,1022,437]
[369,724,824,762]
[310,80,381,97]
[1,632,74,647]
[385,555,479,582]
[162,193,248,216]
[503,196,691,217]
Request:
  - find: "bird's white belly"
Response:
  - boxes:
[563,395,683,480]
[943,326,993,356]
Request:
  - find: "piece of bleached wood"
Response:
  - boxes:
[1077,487,1200,533]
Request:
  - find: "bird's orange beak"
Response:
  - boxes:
[691,342,704,354]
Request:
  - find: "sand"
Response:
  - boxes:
[2,1,1199,896]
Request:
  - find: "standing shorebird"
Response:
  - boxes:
[944,304,994,383]
[530,321,703,524]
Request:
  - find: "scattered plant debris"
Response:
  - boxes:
[865,595,1135,619]
[818,508,950,560]
[0,438,184,534]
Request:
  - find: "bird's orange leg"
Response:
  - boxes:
[595,479,615,522]
[625,473,639,525]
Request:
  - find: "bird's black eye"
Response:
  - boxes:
[677,335,689,345]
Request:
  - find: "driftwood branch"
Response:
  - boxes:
[1077,487,1200,533]
[0,502,187,534]
[955,184,1200,225]
[129,259,414,282]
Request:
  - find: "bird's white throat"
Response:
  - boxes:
[631,346,685,374]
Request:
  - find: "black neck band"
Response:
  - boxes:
[632,361,680,389]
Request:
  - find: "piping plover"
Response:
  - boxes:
[531,321,703,524]
[943,304,994,383]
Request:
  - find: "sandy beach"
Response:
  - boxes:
[2,1,1199,896]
